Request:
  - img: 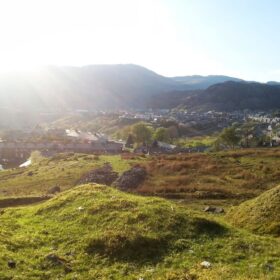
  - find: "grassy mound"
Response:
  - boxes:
[227,185,280,235]
[35,184,225,263]
[1,184,280,279]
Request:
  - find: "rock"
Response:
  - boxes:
[8,260,16,268]
[45,253,66,265]
[45,253,72,273]
[77,206,84,211]
[263,261,274,272]
[113,166,147,190]
[47,186,61,194]
[78,163,118,186]
[64,265,73,273]
[200,261,211,268]
[215,207,225,214]
[203,206,224,214]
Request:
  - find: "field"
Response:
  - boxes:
[1,149,280,278]
[140,149,280,201]
[1,148,280,207]
[0,184,280,279]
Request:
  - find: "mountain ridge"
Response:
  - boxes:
[0,64,279,113]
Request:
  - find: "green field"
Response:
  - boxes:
[0,184,280,279]
[0,149,280,279]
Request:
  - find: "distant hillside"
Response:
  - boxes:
[184,81,280,111]
[172,75,243,89]
[0,65,280,126]
[267,81,280,87]
[0,64,188,111]
[152,81,280,111]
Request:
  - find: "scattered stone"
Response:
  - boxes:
[47,186,61,194]
[45,253,66,265]
[77,206,84,211]
[215,207,225,213]
[113,166,147,190]
[8,260,16,268]
[200,261,211,269]
[45,253,72,273]
[78,163,118,186]
[64,265,73,273]
[203,206,225,214]
[263,261,274,272]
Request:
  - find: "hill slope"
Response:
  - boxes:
[1,184,280,279]
[172,75,243,90]
[0,64,188,111]
[157,81,280,111]
[227,184,280,236]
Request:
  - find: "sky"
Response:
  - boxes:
[0,0,279,82]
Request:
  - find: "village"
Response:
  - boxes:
[1,109,280,168]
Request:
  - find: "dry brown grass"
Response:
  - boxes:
[137,148,280,200]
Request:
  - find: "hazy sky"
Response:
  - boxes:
[0,0,279,81]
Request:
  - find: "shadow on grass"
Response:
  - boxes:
[86,232,168,264]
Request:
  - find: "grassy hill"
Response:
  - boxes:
[1,184,280,279]
[227,184,280,236]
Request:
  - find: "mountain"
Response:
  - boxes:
[184,81,280,111]
[0,64,188,111]
[152,81,280,112]
[0,64,280,119]
[172,75,243,89]
[267,81,280,87]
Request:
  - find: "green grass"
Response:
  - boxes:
[227,184,280,236]
[0,184,280,279]
[0,153,138,198]
[175,136,217,148]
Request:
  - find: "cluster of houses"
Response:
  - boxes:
[0,129,124,161]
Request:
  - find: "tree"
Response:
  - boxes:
[218,125,241,149]
[153,127,171,143]
[167,125,179,140]
[240,122,257,147]
[132,122,153,145]
[125,134,134,148]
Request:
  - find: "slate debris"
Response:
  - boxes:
[113,166,147,190]
[8,260,16,268]
[203,206,225,214]
[47,186,61,194]
[78,163,118,186]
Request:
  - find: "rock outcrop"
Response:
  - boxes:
[113,166,147,190]
[78,163,118,186]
